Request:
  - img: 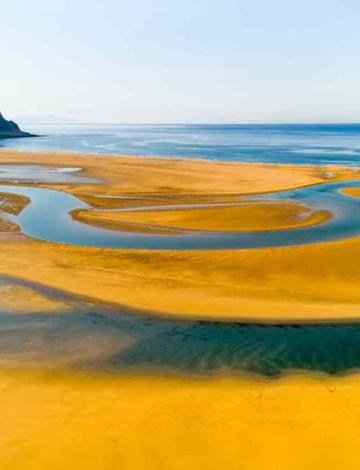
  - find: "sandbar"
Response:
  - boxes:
[341,187,360,198]
[74,201,330,233]
[0,150,360,321]
[1,151,360,470]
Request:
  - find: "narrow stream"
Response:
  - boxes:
[1,179,360,249]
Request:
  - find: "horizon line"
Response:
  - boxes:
[15,120,360,126]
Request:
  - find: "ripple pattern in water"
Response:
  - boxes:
[110,321,360,377]
[1,275,360,377]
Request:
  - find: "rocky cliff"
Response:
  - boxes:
[0,112,35,138]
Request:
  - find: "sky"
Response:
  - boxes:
[2,0,360,123]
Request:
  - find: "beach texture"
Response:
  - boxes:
[1,151,360,469]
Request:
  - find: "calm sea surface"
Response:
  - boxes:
[1,123,360,166]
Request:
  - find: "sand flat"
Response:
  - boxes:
[0,151,360,469]
[0,191,30,232]
[0,215,360,321]
[342,187,360,198]
[0,151,360,320]
[0,368,359,470]
[1,150,359,197]
[76,202,330,233]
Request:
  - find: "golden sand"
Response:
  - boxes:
[1,151,360,469]
[0,282,70,314]
[341,187,360,198]
[75,202,330,233]
[0,368,360,470]
[1,235,360,321]
[0,150,359,197]
[0,150,359,321]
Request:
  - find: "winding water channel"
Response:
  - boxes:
[1,178,360,249]
[2,165,360,376]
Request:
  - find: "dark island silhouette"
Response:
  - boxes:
[0,111,36,139]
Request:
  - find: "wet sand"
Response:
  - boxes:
[0,192,30,232]
[0,277,358,469]
[1,150,359,196]
[342,187,360,198]
[1,151,360,468]
[74,201,331,233]
[1,235,360,321]
[0,150,360,321]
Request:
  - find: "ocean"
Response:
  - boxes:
[1,123,360,166]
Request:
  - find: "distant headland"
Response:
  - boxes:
[0,112,36,139]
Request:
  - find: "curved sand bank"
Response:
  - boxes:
[342,187,360,198]
[1,150,359,196]
[0,192,30,232]
[2,236,360,321]
[0,273,359,468]
[1,151,360,320]
[0,192,30,215]
[1,152,360,469]
[4,274,360,376]
[73,201,331,233]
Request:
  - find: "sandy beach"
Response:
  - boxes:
[1,150,360,469]
[0,150,360,321]
[1,368,360,470]
[6,0,360,467]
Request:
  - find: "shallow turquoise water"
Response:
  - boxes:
[2,275,360,377]
[1,153,360,376]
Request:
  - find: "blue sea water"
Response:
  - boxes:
[1,123,360,166]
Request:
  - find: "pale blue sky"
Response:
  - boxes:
[2,0,360,123]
